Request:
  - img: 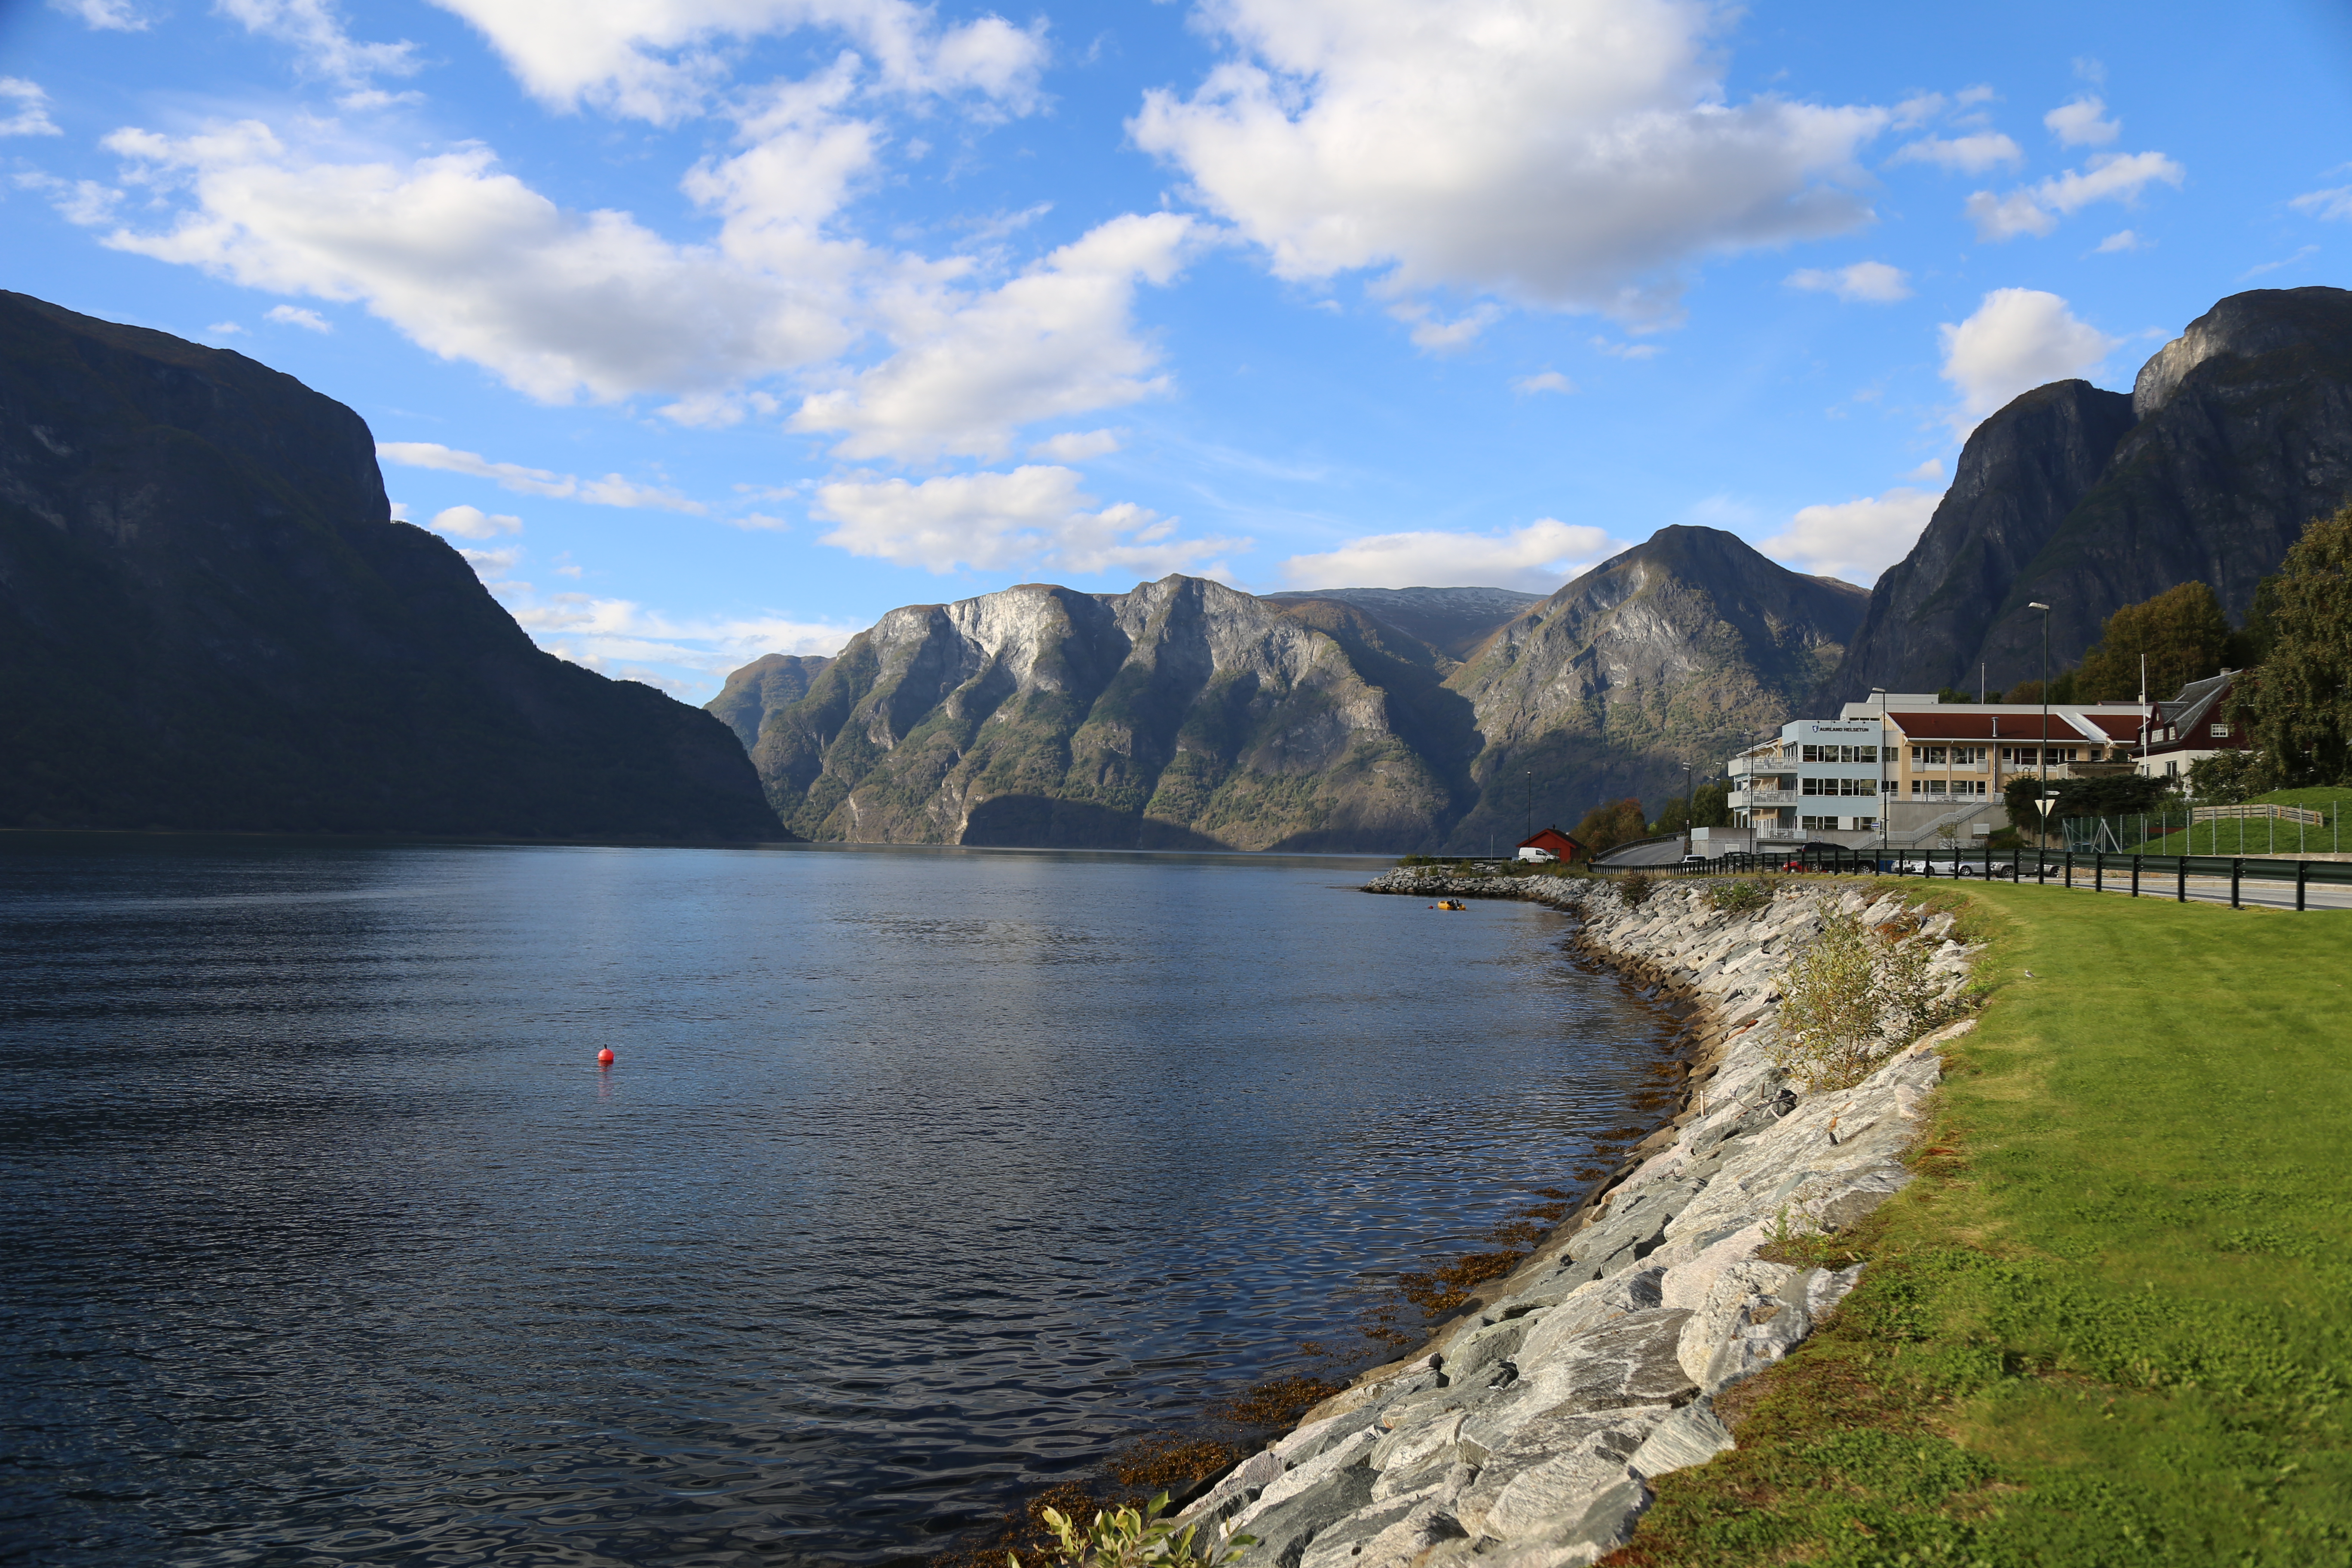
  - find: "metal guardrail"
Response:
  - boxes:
[1621,844,2352,912]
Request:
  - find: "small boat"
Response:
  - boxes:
[1435,899,1467,911]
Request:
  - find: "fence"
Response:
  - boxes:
[2192,802,2325,826]
[1633,842,2352,912]
[2055,803,2345,858]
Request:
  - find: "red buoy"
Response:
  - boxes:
[597,1047,616,1066]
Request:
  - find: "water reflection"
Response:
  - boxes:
[0,837,1678,1566]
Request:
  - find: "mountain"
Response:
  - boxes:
[732,527,1861,851]
[1438,526,1869,850]
[707,653,832,750]
[750,576,1468,850]
[1259,585,1543,662]
[1826,285,2352,701]
[0,292,782,839]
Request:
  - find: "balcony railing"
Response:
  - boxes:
[1732,788,1803,806]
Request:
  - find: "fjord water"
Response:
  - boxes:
[1,838,1680,1567]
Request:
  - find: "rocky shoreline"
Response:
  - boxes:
[1178,870,1979,1568]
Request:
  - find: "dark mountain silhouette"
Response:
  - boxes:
[0,292,782,839]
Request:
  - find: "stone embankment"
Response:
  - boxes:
[1182,872,1979,1568]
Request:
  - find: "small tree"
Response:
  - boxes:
[2241,502,2352,786]
[1573,797,1647,855]
[1772,916,1954,1091]
[2075,582,2233,703]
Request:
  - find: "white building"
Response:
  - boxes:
[1725,695,2153,850]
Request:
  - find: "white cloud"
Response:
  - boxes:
[456,543,525,580]
[378,441,706,512]
[1591,336,1660,361]
[1889,133,2021,174]
[429,0,1048,123]
[1388,300,1501,352]
[1903,458,1944,482]
[98,122,862,406]
[1786,260,1911,302]
[265,302,331,331]
[516,595,855,695]
[812,464,1240,577]
[2242,245,2319,280]
[1513,371,1575,395]
[2291,185,2352,222]
[208,320,245,334]
[790,212,1197,462]
[1130,0,1888,322]
[220,0,418,85]
[0,78,62,138]
[1966,150,2184,241]
[48,0,148,28]
[1938,288,2119,429]
[1028,428,1124,461]
[17,171,122,224]
[1761,486,1941,582]
[2044,95,2120,147]
[2095,228,2146,253]
[1278,519,1615,594]
[428,503,524,539]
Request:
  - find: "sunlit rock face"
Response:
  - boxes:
[744,529,1865,852]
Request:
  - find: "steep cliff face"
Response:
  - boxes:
[751,576,1464,851]
[1827,286,2352,700]
[1825,381,2136,701]
[706,652,832,750]
[0,292,782,838]
[1440,526,1868,849]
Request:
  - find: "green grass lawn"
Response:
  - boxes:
[2117,787,2352,857]
[1611,879,2352,1568]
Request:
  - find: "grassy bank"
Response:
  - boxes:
[2113,786,2352,857]
[1611,879,2352,1568]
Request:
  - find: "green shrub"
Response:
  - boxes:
[1770,914,1954,1090]
[1705,878,1771,915]
[1026,1493,1251,1568]
[1620,870,1656,906]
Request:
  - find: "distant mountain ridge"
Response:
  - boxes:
[1828,285,2352,701]
[721,527,1864,851]
[0,292,782,839]
[1260,585,1542,662]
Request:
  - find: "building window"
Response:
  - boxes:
[1801,815,1839,831]
[1848,816,1876,830]
[1910,745,1948,766]
[1800,744,1880,763]
[1883,780,1898,793]
[2001,747,2035,766]
[2165,761,2179,777]
[1950,746,1987,766]
[1911,780,1948,797]
[2211,722,2230,738]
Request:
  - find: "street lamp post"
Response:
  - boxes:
[1525,769,1533,842]
[2029,601,2052,848]
[1681,762,1693,860]
[1871,687,1888,867]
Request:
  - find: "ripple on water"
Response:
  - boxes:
[0,838,1680,1566]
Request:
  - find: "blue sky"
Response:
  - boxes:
[4,0,2349,699]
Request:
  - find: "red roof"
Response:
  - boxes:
[1519,827,1581,854]
[1888,710,2137,741]
[2074,712,2146,741]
